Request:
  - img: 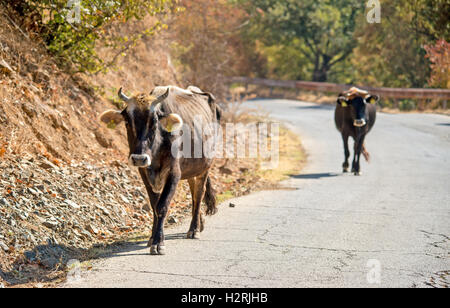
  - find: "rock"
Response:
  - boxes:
[97,206,110,216]
[0,198,10,207]
[0,59,13,75]
[33,69,50,84]
[43,219,59,229]
[119,226,132,232]
[120,194,130,204]
[94,131,112,148]
[64,199,80,209]
[27,187,39,196]
[219,165,233,175]
[0,240,9,252]
[24,251,37,262]
[86,224,99,235]
[22,103,37,118]
[34,245,68,269]
[35,185,45,192]
[39,160,59,170]
[142,203,151,212]
[229,203,236,208]
[80,230,93,240]
[168,216,178,224]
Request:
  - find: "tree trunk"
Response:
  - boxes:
[312,56,331,82]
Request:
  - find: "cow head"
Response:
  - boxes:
[337,87,379,127]
[100,88,183,168]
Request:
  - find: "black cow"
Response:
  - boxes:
[100,85,221,255]
[334,87,379,175]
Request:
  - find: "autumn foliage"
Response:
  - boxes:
[170,0,258,97]
[424,40,450,89]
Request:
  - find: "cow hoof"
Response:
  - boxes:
[354,172,362,176]
[187,231,201,239]
[343,168,349,173]
[150,245,166,255]
[150,245,158,255]
[158,245,166,255]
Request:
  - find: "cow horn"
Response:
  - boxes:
[150,88,170,113]
[118,87,130,102]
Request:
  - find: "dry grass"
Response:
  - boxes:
[257,126,305,183]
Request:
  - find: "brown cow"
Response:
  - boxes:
[100,86,221,255]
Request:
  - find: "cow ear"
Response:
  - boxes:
[366,95,379,104]
[160,113,183,133]
[337,96,348,107]
[100,110,124,128]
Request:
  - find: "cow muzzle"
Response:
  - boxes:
[353,119,366,127]
[129,154,151,168]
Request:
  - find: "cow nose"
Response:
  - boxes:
[353,119,366,127]
[130,154,151,168]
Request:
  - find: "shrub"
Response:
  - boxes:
[399,99,417,111]
[9,0,175,73]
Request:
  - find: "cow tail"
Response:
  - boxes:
[204,176,218,216]
[362,143,371,162]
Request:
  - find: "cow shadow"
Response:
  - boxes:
[0,231,195,287]
[290,172,340,180]
[293,104,335,110]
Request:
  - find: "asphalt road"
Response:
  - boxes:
[65,99,449,288]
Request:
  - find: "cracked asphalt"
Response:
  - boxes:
[65,100,449,288]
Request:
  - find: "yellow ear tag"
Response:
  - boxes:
[107,120,117,130]
[342,102,348,107]
[370,98,376,104]
[161,114,183,133]
[161,117,173,132]
[166,122,174,133]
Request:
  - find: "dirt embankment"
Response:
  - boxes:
[0,7,304,287]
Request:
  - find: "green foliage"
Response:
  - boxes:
[399,100,417,111]
[352,1,432,88]
[237,0,364,82]
[233,0,448,89]
[15,0,174,73]
[406,0,450,41]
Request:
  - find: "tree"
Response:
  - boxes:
[170,0,253,97]
[238,0,365,82]
[351,0,444,88]
[406,0,450,41]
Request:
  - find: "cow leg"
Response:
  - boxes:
[188,178,205,235]
[187,173,208,239]
[342,133,350,172]
[187,178,198,239]
[138,169,160,247]
[351,137,358,173]
[150,172,180,255]
[353,135,366,176]
[147,192,160,247]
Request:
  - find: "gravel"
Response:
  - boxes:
[0,155,166,270]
